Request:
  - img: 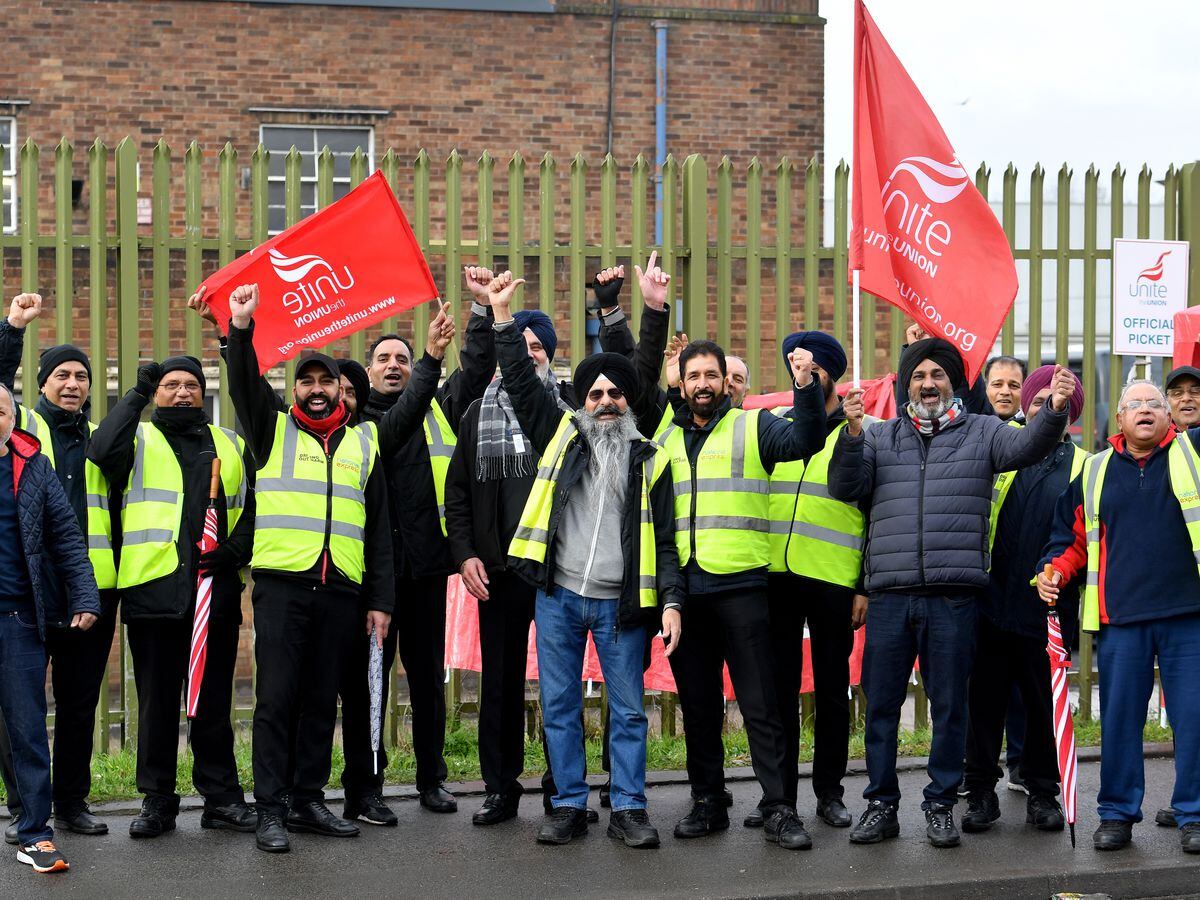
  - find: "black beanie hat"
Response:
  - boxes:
[160,355,207,394]
[37,345,91,389]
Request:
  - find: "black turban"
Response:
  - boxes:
[898,338,965,393]
[160,355,206,395]
[573,352,638,401]
[37,345,91,388]
[336,358,370,407]
[781,331,847,382]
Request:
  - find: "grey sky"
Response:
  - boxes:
[823,0,1197,201]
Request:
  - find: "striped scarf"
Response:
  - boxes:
[906,397,963,436]
[476,375,568,481]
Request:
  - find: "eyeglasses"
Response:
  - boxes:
[1167,386,1200,400]
[160,380,201,393]
[587,387,624,403]
[1120,399,1166,411]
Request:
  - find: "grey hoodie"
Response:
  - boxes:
[552,452,628,600]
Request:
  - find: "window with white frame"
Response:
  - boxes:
[1,118,16,234]
[261,125,374,234]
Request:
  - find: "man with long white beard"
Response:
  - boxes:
[828,337,1076,849]
[487,271,683,849]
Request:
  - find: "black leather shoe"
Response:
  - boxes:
[1093,819,1132,851]
[764,808,813,850]
[419,785,458,814]
[817,797,852,828]
[201,801,257,833]
[537,806,588,845]
[472,793,519,826]
[286,800,360,837]
[962,790,1000,833]
[129,797,177,838]
[344,791,398,827]
[673,797,730,839]
[849,801,899,844]
[543,794,598,822]
[925,805,961,848]
[720,788,734,807]
[1156,807,1178,827]
[1182,822,1200,854]
[3,817,18,846]
[55,804,108,836]
[607,809,660,848]
[1026,794,1065,832]
[600,782,611,809]
[256,811,290,853]
[743,807,764,828]
[586,807,599,824]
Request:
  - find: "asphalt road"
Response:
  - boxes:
[2,755,1196,900]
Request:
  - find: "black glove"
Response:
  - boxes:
[589,273,624,312]
[198,542,238,577]
[135,361,163,398]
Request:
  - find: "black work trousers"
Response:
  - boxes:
[342,573,447,795]
[253,576,360,815]
[125,610,244,809]
[766,574,855,807]
[476,571,536,798]
[964,614,1060,799]
[0,595,119,816]
[668,586,789,811]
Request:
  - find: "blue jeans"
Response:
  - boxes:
[535,585,648,812]
[1097,613,1200,826]
[862,591,977,809]
[0,609,53,844]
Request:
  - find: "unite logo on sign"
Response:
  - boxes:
[863,156,968,279]
[1133,251,1172,299]
[269,248,357,322]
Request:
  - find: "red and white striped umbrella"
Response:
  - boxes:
[1045,565,1078,847]
[187,459,222,721]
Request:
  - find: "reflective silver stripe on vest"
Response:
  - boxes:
[86,492,109,511]
[1086,528,1100,542]
[797,481,833,501]
[656,424,678,446]
[1083,452,1105,525]
[672,477,770,497]
[255,478,365,501]
[87,534,111,550]
[127,428,181,507]
[1085,571,1099,585]
[534,420,579,482]
[731,413,748,480]
[789,520,865,551]
[123,528,176,544]
[639,576,656,590]
[355,426,372,491]
[426,408,452,457]
[255,514,365,542]
[676,514,771,532]
[511,525,550,545]
[216,427,246,510]
[769,480,802,495]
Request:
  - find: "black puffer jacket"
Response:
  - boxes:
[4,428,101,636]
[827,402,1067,593]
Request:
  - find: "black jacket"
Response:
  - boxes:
[667,381,827,596]
[3,428,101,637]
[495,320,683,624]
[361,309,496,580]
[983,436,1081,641]
[599,304,674,438]
[226,320,397,613]
[443,306,639,576]
[88,389,256,622]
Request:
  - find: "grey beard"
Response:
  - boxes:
[536,360,553,383]
[912,393,952,419]
[576,407,639,501]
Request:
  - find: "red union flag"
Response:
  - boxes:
[201,171,438,373]
[851,0,1017,383]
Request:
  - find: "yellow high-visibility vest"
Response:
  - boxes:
[360,398,456,536]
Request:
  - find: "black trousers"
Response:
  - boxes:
[766,574,854,806]
[126,610,244,809]
[964,614,1060,799]
[0,595,119,816]
[476,571,536,798]
[253,576,360,815]
[342,573,448,795]
[668,586,789,810]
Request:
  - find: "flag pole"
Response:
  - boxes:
[852,269,862,388]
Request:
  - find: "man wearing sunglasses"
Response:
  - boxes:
[1038,379,1200,855]
[486,271,683,850]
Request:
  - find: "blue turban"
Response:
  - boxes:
[781,331,847,382]
[512,309,558,359]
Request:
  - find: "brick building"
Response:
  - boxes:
[2,0,833,388]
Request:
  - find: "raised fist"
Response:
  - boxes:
[136,361,164,398]
[228,284,260,328]
[464,266,495,303]
[1049,364,1076,413]
[905,321,929,345]
[591,265,625,311]
[789,346,814,388]
[843,387,865,436]
[7,293,43,329]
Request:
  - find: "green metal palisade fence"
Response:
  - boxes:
[1,137,1197,752]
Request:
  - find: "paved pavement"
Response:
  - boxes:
[2,753,1196,899]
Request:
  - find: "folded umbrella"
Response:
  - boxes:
[369,623,384,776]
[187,458,222,722]
[1044,564,1079,848]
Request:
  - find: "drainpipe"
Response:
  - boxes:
[653,19,668,245]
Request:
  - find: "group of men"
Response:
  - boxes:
[0,251,1197,876]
